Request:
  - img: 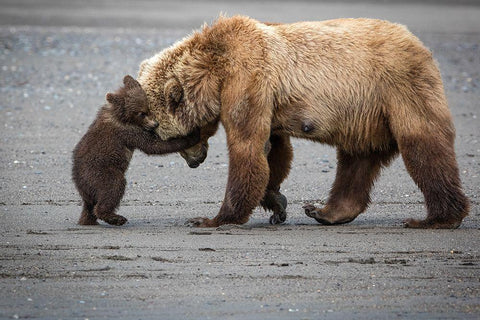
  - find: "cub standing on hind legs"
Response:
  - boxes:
[72,75,200,226]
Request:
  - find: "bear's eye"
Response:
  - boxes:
[138,112,147,118]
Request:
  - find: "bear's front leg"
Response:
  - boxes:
[78,202,99,225]
[189,115,271,227]
[188,73,274,228]
[189,144,270,227]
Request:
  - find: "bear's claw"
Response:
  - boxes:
[303,204,338,225]
[269,210,287,225]
[262,192,288,225]
[303,204,318,218]
[187,217,216,228]
[303,203,355,226]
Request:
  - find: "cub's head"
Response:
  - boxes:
[106,75,159,132]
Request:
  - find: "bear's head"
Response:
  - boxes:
[106,75,159,132]
[137,40,223,167]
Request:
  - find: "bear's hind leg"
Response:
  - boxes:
[304,150,395,225]
[387,64,470,228]
[260,134,293,224]
[94,200,128,226]
[94,174,128,226]
[78,201,98,225]
[398,135,469,229]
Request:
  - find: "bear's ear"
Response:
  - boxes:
[106,92,125,107]
[164,78,183,114]
[123,75,141,90]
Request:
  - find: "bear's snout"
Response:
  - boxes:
[145,120,159,131]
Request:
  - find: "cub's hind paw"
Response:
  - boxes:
[78,209,99,225]
[78,218,99,226]
[403,218,462,229]
[103,214,128,226]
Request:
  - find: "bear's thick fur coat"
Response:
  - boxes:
[137,16,469,228]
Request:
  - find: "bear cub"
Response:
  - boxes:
[72,75,200,226]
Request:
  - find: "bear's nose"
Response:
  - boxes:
[152,121,159,129]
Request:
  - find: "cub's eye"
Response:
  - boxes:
[138,112,147,118]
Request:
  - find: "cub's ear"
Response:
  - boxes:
[164,78,183,114]
[123,75,141,90]
[105,92,125,107]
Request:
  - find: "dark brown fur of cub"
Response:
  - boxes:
[72,75,199,226]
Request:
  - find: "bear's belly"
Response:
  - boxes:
[271,103,334,142]
[271,106,394,154]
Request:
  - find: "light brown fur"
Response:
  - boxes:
[138,16,469,228]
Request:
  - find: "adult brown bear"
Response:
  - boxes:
[137,16,469,228]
